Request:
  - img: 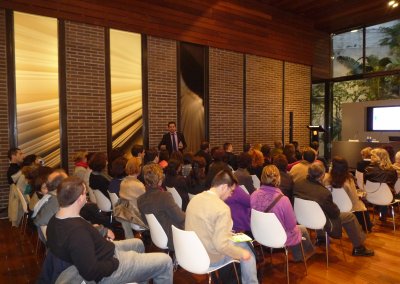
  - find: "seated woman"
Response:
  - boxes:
[364,148,398,221]
[29,166,54,212]
[163,159,190,211]
[72,151,88,181]
[356,147,372,173]
[225,184,251,236]
[323,156,373,232]
[186,156,207,195]
[250,165,314,261]
[248,149,265,180]
[108,156,127,197]
[89,152,111,201]
[115,164,147,239]
[234,152,256,194]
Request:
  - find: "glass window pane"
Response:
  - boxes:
[110,29,142,154]
[366,20,400,73]
[14,12,60,167]
[332,29,363,77]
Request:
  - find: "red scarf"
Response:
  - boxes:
[75,161,88,168]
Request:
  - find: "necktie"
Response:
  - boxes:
[171,133,177,151]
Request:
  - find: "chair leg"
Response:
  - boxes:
[284,247,289,284]
[362,210,368,233]
[232,262,240,284]
[391,205,396,231]
[300,240,308,275]
[270,247,273,265]
[325,232,329,269]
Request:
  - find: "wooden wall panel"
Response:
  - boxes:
[0,0,319,66]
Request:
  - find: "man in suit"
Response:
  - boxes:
[158,121,187,154]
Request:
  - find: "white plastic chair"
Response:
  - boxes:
[355,170,364,191]
[87,186,97,204]
[251,175,261,189]
[394,179,400,194]
[13,184,29,235]
[365,181,398,231]
[145,213,169,250]
[171,225,239,283]
[166,186,182,209]
[331,187,368,233]
[108,191,119,209]
[251,209,307,283]
[92,189,112,222]
[294,197,345,268]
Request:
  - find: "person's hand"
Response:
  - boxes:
[241,250,251,261]
[106,229,115,241]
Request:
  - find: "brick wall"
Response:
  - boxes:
[246,55,283,147]
[65,21,107,173]
[209,48,244,152]
[147,36,177,149]
[0,9,10,211]
[284,62,311,148]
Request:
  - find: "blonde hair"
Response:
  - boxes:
[125,157,142,176]
[73,151,88,163]
[360,147,372,159]
[249,149,265,168]
[143,163,163,187]
[261,165,280,187]
[371,148,393,170]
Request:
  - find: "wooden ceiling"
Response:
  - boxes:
[259,0,400,34]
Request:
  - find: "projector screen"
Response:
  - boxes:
[367,106,400,131]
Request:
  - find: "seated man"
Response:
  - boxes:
[293,163,374,257]
[137,163,185,251]
[289,148,316,183]
[46,176,172,283]
[185,170,258,284]
[7,147,24,184]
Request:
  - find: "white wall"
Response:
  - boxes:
[342,99,400,142]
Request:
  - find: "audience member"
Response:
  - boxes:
[243,143,253,153]
[181,152,193,178]
[323,156,373,232]
[185,170,258,284]
[293,163,374,257]
[195,141,212,173]
[72,151,88,182]
[283,143,297,164]
[205,148,230,188]
[248,149,264,179]
[158,149,170,169]
[393,150,400,177]
[131,144,145,161]
[186,156,207,195]
[137,163,185,251]
[7,147,24,184]
[310,141,328,172]
[292,141,302,161]
[234,152,256,194]
[225,183,252,235]
[356,147,372,173]
[143,148,159,165]
[260,144,272,165]
[29,166,54,212]
[251,165,314,261]
[46,176,173,283]
[224,142,238,170]
[273,154,294,202]
[108,156,128,197]
[270,140,283,158]
[89,152,111,201]
[163,159,190,211]
[289,148,316,183]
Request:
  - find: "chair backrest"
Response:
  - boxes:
[355,170,364,191]
[365,181,393,205]
[87,187,97,204]
[92,190,111,212]
[240,185,250,195]
[394,178,400,194]
[145,214,168,250]
[294,197,326,230]
[172,225,210,274]
[166,187,182,209]
[251,209,287,248]
[13,184,28,213]
[331,187,352,212]
[251,175,261,189]
[107,191,119,209]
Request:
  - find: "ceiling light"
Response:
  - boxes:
[393,2,399,7]
[388,0,395,6]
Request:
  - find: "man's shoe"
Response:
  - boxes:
[352,246,374,257]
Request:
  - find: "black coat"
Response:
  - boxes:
[158,132,187,154]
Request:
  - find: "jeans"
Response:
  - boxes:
[100,238,173,284]
[290,225,315,261]
[210,242,258,284]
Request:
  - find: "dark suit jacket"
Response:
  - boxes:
[293,178,342,238]
[234,168,255,194]
[163,175,190,211]
[158,132,187,154]
[137,188,185,250]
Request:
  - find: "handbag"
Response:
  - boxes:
[113,199,148,229]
